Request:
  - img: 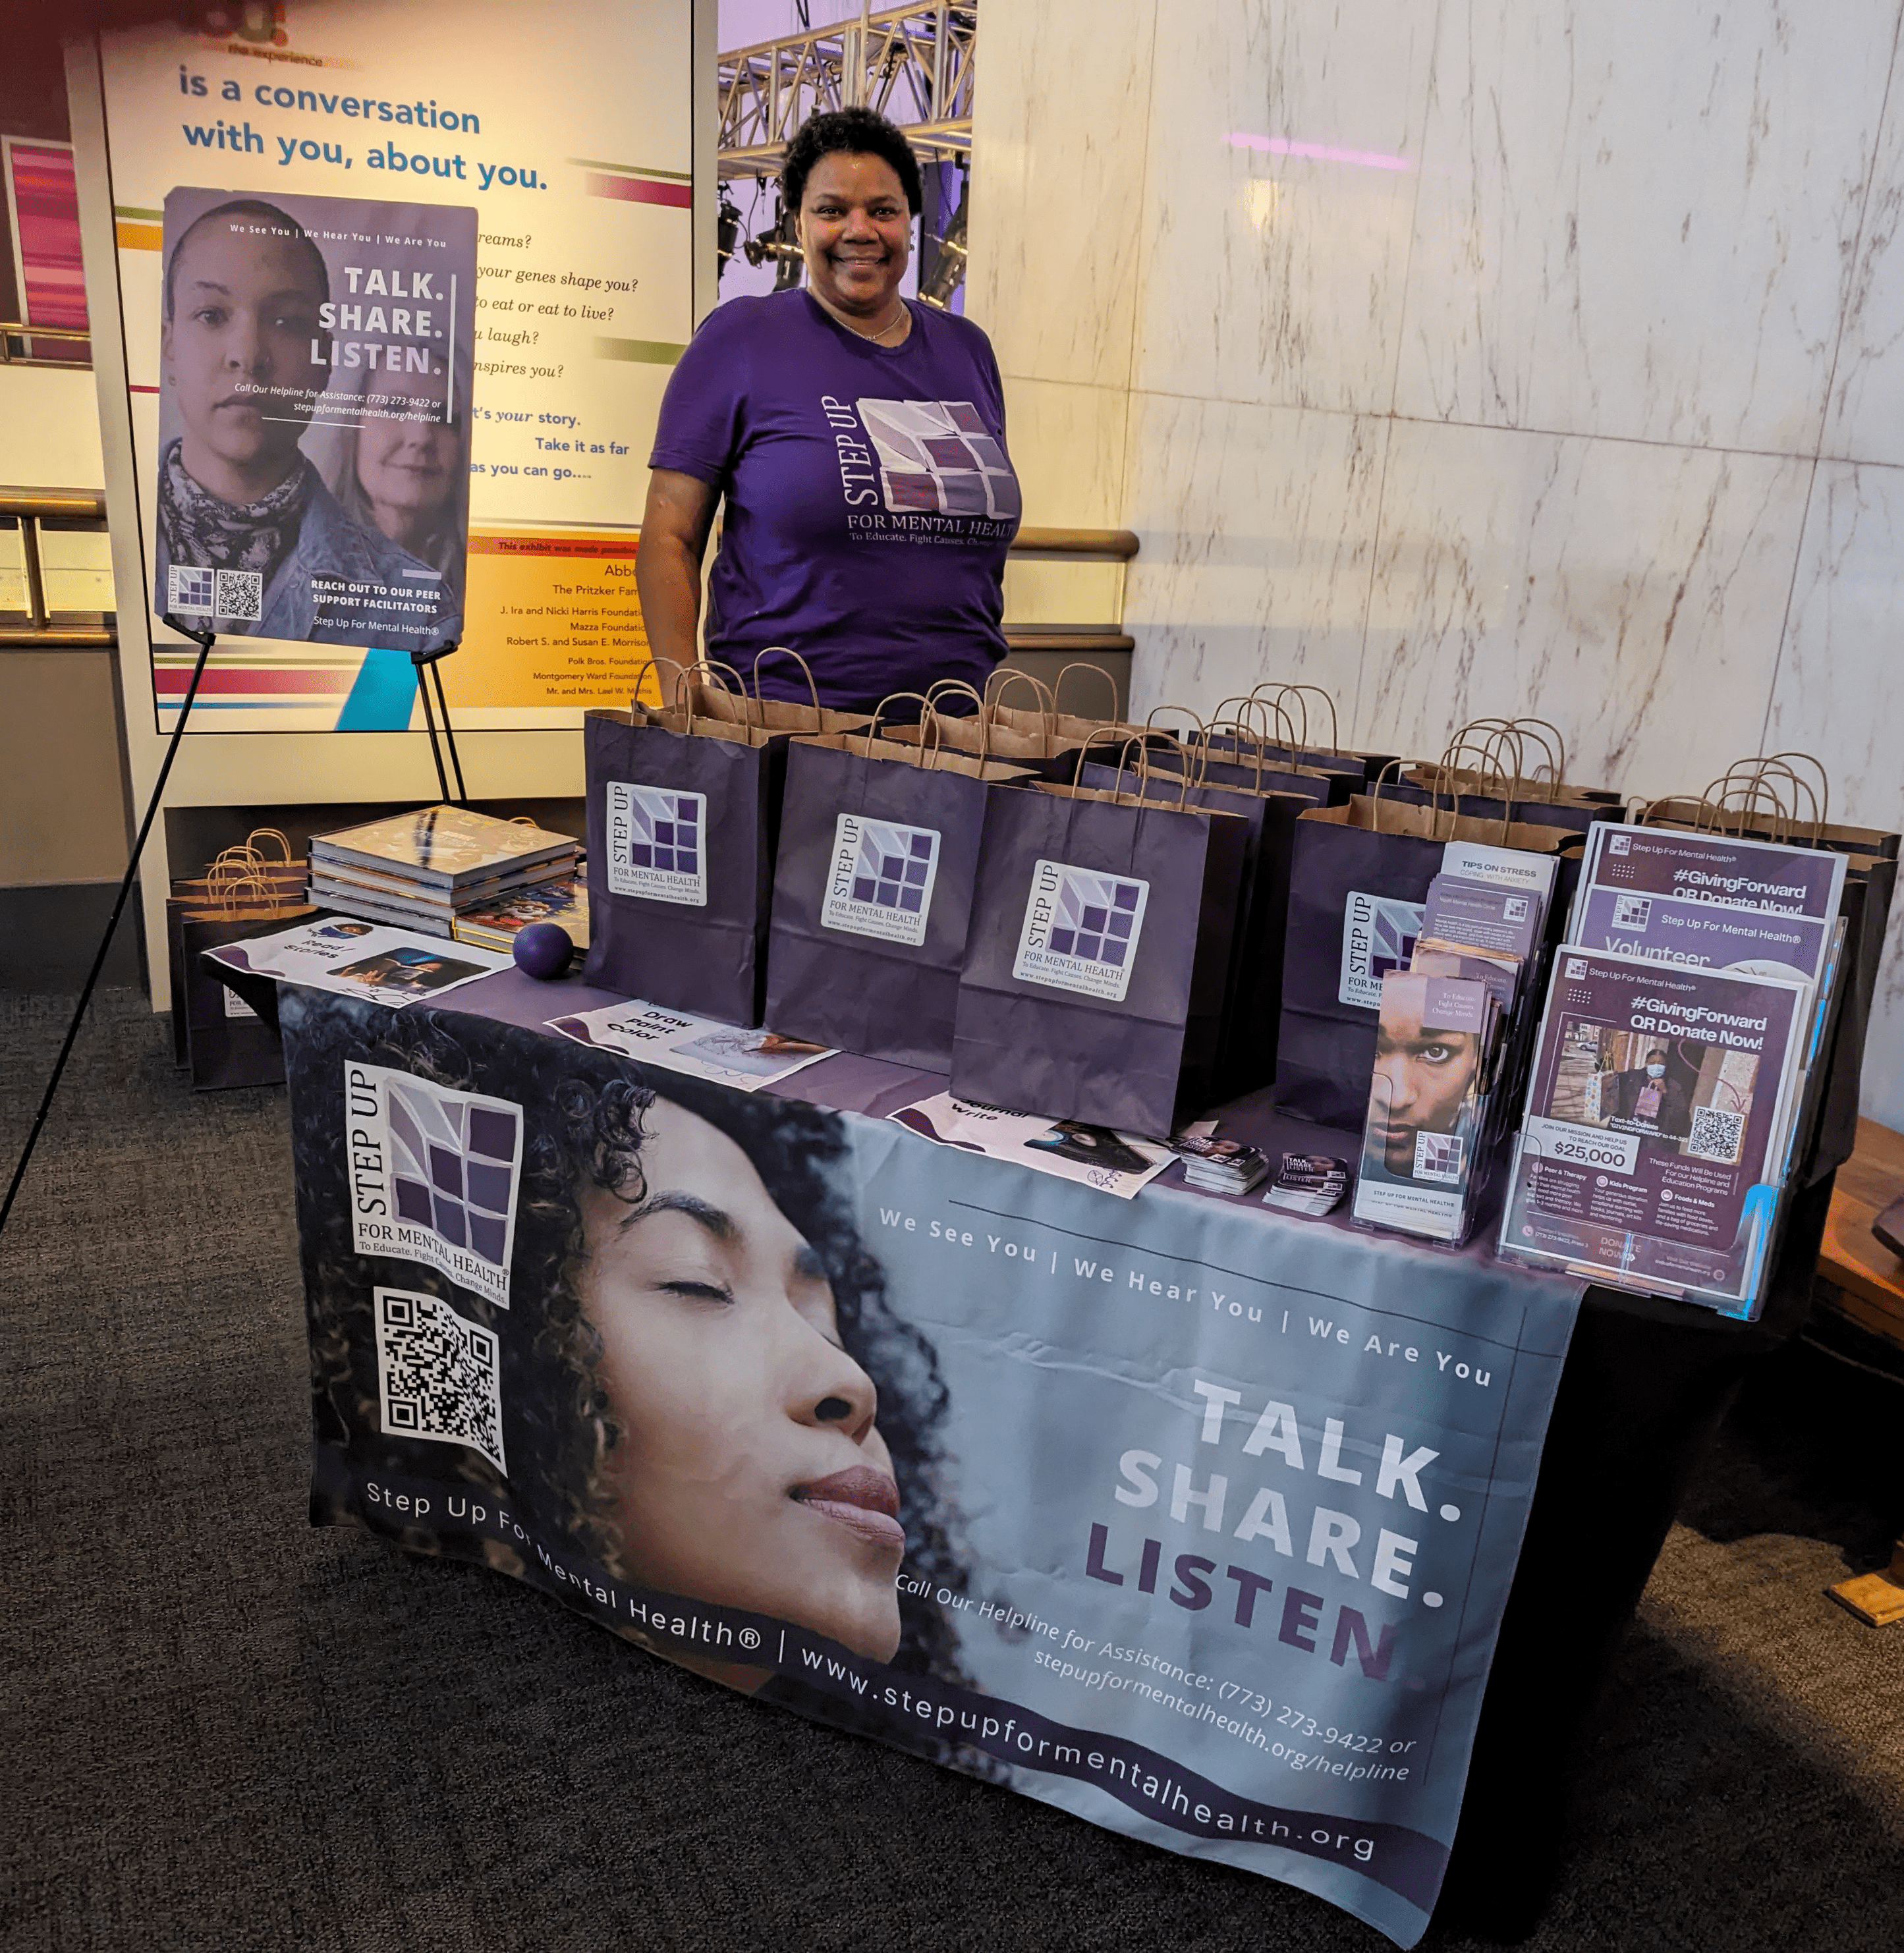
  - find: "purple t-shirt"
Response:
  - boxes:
[649,290,1021,709]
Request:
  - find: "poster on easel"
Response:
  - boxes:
[98,0,694,732]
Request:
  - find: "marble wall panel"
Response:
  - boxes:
[1357,419,1810,794]
[967,0,1157,390]
[1395,0,1898,453]
[1128,0,1436,415]
[1762,460,1904,1124]
[1766,462,1904,833]
[1824,34,1904,466]
[997,375,1131,626]
[1119,392,1387,727]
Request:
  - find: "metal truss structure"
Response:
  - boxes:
[716,1,976,179]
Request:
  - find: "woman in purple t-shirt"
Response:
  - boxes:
[638,107,1021,710]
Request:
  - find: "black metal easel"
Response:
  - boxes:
[412,638,466,806]
[0,619,218,1238]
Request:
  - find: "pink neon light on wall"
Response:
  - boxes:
[1227,132,1413,173]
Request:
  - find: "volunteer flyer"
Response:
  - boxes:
[1501,949,1809,1306]
[208,916,508,1005]
[284,987,1587,1948]
[1576,825,1845,923]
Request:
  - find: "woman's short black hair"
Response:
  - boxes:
[781,106,923,217]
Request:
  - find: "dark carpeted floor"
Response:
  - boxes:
[4,989,1901,1953]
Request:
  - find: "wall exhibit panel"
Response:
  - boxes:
[1356,418,1810,795]
[1119,391,1387,727]
[966,0,1157,391]
[1395,0,1897,453]
[1128,0,1434,416]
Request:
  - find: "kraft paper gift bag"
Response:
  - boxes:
[1078,748,1308,1097]
[657,649,874,738]
[950,775,1249,1134]
[1275,794,1565,1128]
[765,698,1034,1070]
[883,680,1086,781]
[167,833,312,1089]
[582,701,789,1028]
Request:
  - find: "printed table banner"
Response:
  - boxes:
[281,983,1582,1948]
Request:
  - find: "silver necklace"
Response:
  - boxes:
[821,292,909,343]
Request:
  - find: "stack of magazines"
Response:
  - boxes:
[310,806,580,940]
[450,877,590,952]
[1498,823,1847,1316]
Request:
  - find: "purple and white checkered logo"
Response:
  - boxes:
[606,782,708,906]
[856,398,1021,522]
[347,1064,523,1308]
[1013,858,1150,1003]
[820,813,941,947]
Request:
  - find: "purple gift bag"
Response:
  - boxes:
[582,701,788,1028]
[951,773,1249,1134]
[765,699,1034,1070]
[1275,794,1566,1128]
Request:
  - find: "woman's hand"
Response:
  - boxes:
[636,468,721,682]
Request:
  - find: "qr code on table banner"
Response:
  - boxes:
[374,1287,505,1472]
[1686,1105,1745,1165]
[1414,1131,1465,1184]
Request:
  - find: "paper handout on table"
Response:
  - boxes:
[205,918,510,1008]
[547,999,835,1092]
[889,1092,1175,1199]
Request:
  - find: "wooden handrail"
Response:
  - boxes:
[1007,526,1139,561]
[0,487,107,520]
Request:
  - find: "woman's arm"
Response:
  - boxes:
[636,468,721,680]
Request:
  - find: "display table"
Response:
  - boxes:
[246,964,1829,1948]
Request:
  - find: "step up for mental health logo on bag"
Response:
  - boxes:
[605,783,708,906]
[346,1063,523,1307]
[1339,891,1425,1010]
[1013,858,1150,1003]
[820,813,941,947]
[374,1287,506,1472]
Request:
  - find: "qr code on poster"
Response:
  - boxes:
[374,1288,505,1472]
[1414,1131,1465,1184]
[1686,1105,1745,1165]
[213,568,262,620]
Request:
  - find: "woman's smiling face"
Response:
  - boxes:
[577,1099,905,1666]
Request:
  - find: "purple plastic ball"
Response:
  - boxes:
[512,922,574,979]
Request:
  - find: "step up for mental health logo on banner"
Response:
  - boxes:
[346,1062,522,1306]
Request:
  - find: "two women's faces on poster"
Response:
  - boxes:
[154,187,475,649]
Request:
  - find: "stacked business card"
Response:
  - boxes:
[1172,1133,1272,1196]
[1262,1153,1350,1216]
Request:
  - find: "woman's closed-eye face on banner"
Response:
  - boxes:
[162,215,327,502]
[577,1099,905,1666]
